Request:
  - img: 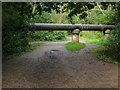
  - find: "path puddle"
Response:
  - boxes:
[44,49,61,59]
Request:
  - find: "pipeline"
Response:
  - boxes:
[30,23,116,31]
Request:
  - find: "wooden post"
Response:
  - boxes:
[103,29,111,40]
[71,29,80,43]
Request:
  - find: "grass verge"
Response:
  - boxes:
[92,46,119,64]
[66,42,86,51]
[29,41,44,50]
[80,37,105,45]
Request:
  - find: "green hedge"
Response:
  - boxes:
[28,31,66,41]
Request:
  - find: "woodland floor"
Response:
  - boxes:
[2,40,118,88]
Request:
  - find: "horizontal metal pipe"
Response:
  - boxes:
[30,23,116,31]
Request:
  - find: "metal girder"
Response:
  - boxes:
[30,23,116,31]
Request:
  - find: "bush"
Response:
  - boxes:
[92,3,120,64]
[93,46,119,64]
[29,31,66,41]
[2,3,30,56]
[104,27,120,61]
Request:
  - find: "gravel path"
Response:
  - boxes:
[3,40,118,88]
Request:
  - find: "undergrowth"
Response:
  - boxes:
[2,41,43,63]
[92,46,119,64]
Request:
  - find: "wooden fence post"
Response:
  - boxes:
[71,29,80,43]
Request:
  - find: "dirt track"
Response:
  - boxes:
[3,41,118,88]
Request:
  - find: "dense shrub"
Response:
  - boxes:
[29,31,66,41]
[102,3,120,62]
[93,2,120,64]
[104,27,120,61]
[2,3,30,56]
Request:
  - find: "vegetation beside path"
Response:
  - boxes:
[92,46,119,64]
[79,30,120,64]
[3,41,43,63]
[92,27,120,65]
[66,42,86,51]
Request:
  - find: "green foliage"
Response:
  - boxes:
[91,2,120,64]
[32,12,55,23]
[76,4,116,45]
[100,2,117,10]
[81,37,104,45]
[2,2,67,57]
[66,42,85,51]
[29,41,44,51]
[2,3,30,56]
[80,31,104,44]
[29,31,66,41]
[104,27,120,60]
[86,7,116,24]
[69,15,86,24]
[116,2,120,24]
[80,31,103,39]
[67,3,116,24]
[65,2,95,18]
[92,46,119,64]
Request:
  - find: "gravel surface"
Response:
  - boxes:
[3,40,118,88]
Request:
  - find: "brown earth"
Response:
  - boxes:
[2,40,118,88]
